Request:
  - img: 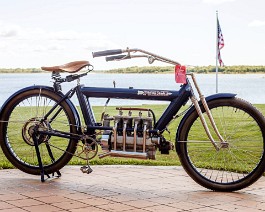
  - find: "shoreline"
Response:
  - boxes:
[1,65,265,74]
[1,71,265,74]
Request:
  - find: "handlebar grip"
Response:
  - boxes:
[106,54,131,62]
[92,49,123,57]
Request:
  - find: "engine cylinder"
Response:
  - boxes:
[100,108,157,159]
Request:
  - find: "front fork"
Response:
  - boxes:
[188,73,226,151]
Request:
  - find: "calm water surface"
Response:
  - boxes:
[0,73,265,106]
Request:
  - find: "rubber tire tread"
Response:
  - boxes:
[177,97,265,191]
[0,88,78,175]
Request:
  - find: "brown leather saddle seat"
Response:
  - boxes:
[41,61,90,73]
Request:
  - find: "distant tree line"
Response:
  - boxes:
[0,68,43,73]
[189,65,265,74]
[105,65,265,74]
[1,65,265,74]
[105,66,174,73]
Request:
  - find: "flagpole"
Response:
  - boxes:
[216,10,219,93]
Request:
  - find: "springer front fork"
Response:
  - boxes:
[188,73,226,151]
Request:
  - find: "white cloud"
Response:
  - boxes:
[84,39,119,51]
[47,30,80,40]
[0,22,20,37]
[33,45,47,52]
[0,21,118,54]
[202,0,236,4]
[0,21,120,68]
[33,44,65,52]
[0,41,7,49]
[248,20,265,27]
[47,44,65,51]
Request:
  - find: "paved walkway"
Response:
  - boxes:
[0,165,265,212]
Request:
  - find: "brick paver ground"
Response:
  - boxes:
[0,165,265,211]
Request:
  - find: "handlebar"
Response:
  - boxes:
[106,54,131,62]
[92,49,123,57]
[92,47,181,66]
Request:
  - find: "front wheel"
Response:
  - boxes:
[0,87,78,175]
[177,97,265,191]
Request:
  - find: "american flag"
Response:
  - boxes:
[217,18,224,66]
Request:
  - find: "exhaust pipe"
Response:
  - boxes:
[98,150,148,160]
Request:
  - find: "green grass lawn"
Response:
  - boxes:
[1,103,265,170]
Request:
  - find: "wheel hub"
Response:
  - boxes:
[22,118,48,146]
[220,141,229,149]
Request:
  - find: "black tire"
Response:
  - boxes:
[0,88,78,175]
[177,97,265,191]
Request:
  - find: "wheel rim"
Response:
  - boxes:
[5,94,73,168]
[184,104,264,185]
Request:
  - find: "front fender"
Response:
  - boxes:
[0,85,81,131]
[175,93,236,154]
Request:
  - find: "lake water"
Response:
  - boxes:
[0,73,265,106]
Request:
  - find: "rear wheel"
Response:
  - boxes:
[177,98,265,191]
[0,88,78,175]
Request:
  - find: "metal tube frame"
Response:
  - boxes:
[31,48,225,163]
[112,48,225,150]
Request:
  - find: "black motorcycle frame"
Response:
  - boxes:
[33,77,232,141]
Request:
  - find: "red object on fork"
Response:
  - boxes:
[175,65,187,84]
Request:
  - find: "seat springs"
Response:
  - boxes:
[52,71,63,82]
[51,72,64,91]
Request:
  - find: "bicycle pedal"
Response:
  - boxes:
[80,166,93,174]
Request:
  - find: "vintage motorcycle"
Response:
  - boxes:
[1,47,265,192]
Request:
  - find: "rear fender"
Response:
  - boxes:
[0,85,81,132]
[175,93,236,154]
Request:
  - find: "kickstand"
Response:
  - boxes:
[45,143,62,178]
[32,127,61,182]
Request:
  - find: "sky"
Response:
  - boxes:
[0,0,264,70]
